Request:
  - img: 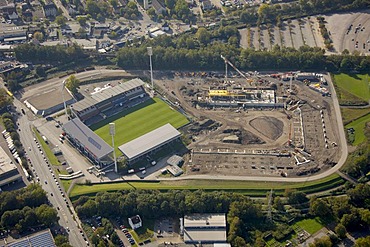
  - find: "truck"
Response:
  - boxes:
[42,135,48,143]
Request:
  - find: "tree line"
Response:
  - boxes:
[0,184,58,233]
[14,43,86,65]
[73,183,370,246]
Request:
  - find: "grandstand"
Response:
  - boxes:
[63,118,114,168]
[119,123,181,163]
[72,78,147,122]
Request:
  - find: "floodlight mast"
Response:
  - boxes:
[147,47,154,95]
[62,79,68,117]
[109,123,118,173]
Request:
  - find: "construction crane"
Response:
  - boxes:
[220,55,250,84]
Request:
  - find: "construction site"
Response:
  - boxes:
[156,56,342,178]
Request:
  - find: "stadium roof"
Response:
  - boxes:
[184,214,226,228]
[63,118,113,159]
[4,229,56,247]
[119,123,181,161]
[73,78,144,112]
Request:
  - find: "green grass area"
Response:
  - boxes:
[69,174,344,199]
[341,108,370,125]
[130,219,155,244]
[294,218,324,235]
[333,73,370,104]
[345,113,370,145]
[33,129,60,166]
[61,179,72,192]
[93,98,189,155]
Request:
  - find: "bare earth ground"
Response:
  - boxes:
[157,73,341,178]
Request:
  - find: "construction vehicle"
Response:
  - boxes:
[220,55,251,85]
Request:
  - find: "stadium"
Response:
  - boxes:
[62,78,189,169]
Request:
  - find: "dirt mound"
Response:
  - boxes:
[249,116,284,141]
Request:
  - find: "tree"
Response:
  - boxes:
[35,204,58,227]
[273,196,284,211]
[55,235,69,246]
[65,75,80,95]
[355,236,370,247]
[310,198,331,218]
[309,235,332,247]
[335,224,347,239]
[77,16,87,26]
[0,88,13,110]
[33,32,44,42]
[196,27,211,45]
[285,189,308,207]
[55,15,67,26]
[35,65,46,77]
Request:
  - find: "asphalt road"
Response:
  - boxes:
[13,97,88,247]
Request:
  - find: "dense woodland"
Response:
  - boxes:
[73,184,370,246]
[0,185,58,233]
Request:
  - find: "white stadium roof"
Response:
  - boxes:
[118,123,180,161]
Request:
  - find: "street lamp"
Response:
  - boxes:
[147,47,154,95]
[109,123,118,173]
[62,79,68,118]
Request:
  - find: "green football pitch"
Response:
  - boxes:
[94,98,189,155]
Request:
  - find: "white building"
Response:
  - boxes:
[128,215,142,230]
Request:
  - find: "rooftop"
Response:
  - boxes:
[129,215,142,224]
[3,229,56,247]
[24,86,73,111]
[0,146,17,175]
[183,228,227,243]
[63,118,113,159]
[119,123,180,160]
[184,214,226,228]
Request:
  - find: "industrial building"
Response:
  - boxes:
[0,145,21,189]
[119,124,181,164]
[72,78,146,123]
[182,214,227,244]
[62,118,114,168]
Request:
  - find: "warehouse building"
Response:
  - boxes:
[182,214,227,244]
[72,78,147,123]
[24,86,75,116]
[62,118,114,168]
[0,146,22,189]
[119,124,181,164]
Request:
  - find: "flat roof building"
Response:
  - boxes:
[63,118,114,167]
[3,229,56,247]
[119,124,181,163]
[24,86,75,116]
[0,145,21,189]
[183,214,227,244]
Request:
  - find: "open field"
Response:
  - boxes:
[345,113,370,145]
[94,98,189,155]
[333,73,370,104]
[295,218,324,235]
[341,108,370,125]
[69,174,344,199]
